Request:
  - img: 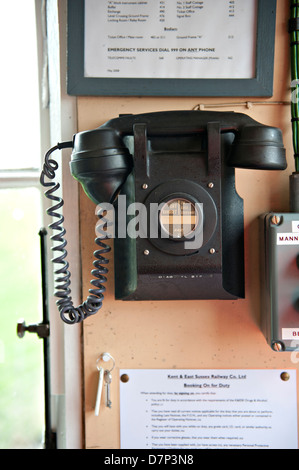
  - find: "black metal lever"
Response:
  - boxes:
[16,228,56,448]
[17,319,49,339]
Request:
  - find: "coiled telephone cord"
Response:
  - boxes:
[40,142,111,324]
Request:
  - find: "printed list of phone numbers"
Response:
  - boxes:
[106,1,237,23]
[84,0,257,79]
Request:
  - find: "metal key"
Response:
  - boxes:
[104,369,112,408]
[95,366,104,416]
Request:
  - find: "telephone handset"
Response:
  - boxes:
[41,110,286,324]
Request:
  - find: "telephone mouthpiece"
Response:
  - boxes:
[70,127,133,204]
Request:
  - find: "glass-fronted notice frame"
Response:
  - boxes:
[67,0,277,97]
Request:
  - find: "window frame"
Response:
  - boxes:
[0,0,83,449]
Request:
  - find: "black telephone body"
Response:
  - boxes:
[69,110,286,304]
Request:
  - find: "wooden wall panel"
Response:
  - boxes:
[76,1,299,449]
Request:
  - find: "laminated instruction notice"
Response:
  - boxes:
[84,0,257,79]
[119,369,298,449]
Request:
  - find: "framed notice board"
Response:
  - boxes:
[67,0,277,97]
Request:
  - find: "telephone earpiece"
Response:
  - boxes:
[228,125,286,170]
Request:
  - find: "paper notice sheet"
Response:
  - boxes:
[119,369,298,449]
[84,0,257,79]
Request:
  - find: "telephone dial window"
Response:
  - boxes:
[159,197,200,240]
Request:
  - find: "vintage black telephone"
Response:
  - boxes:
[40,110,286,324]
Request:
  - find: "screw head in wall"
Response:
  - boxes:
[271,215,281,225]
[280,371,290,381]
[120,373,130,383]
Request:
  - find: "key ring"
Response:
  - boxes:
[96,352,115,373]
